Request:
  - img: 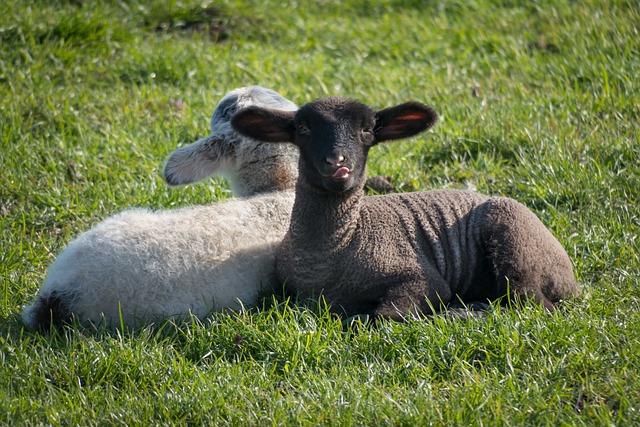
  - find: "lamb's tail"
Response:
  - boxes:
[21,291,73,332]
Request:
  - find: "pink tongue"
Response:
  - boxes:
[332,166,350,179]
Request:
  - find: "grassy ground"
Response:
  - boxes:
[1,0,639,424]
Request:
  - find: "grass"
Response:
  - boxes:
[1,0,638,424]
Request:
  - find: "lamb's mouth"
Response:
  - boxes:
[329,166,351,181]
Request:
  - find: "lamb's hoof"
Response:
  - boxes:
[466,302,490,311]
[343,314,371,329]
[445,302,490,319]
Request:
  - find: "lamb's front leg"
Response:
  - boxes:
[373,273,452,321]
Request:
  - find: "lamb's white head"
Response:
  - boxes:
[164,86,299,197]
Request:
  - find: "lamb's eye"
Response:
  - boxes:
[296,123,310,135]
[224,107,235,119]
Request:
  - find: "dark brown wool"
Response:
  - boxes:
[232,97,580,320]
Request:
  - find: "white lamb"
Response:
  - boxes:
[21,86,299,330]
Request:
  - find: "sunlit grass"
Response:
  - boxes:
[1,0,638,424]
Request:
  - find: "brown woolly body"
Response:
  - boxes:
[278,182,579,319]
[231,96,581,320]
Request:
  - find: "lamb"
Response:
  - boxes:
[21,86,300,330]
[231,97,581,321]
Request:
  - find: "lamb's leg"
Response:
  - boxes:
[479,198,580,309]
[446,301,491,319]
[374,272,452,321]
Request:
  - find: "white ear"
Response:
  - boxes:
[163,136,227,186]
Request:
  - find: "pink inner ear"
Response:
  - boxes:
[398,113,426,121]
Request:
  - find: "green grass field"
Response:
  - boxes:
[1,0,639,424]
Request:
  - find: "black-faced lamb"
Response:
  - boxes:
[21,86,299,330]
[231,97,581,320]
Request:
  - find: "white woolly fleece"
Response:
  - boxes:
[21,86,299,329]
[21,192,295,328]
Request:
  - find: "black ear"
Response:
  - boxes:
[231,106,296,143]
[374,102,438,143]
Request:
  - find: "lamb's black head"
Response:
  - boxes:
[231,97,437,193]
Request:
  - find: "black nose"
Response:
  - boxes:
[325,152,345,166]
